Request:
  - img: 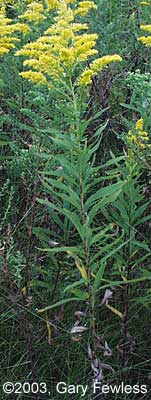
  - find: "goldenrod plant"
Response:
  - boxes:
[1,0,151,396]
[100,121,151,367]
[19,0,124,381]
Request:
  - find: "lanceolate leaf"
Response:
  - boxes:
[37,297,83,313]
[91,233,124,263]
[92,237,130,301]
[54,155,79,178]
[92,261,106,302]
[37,246,80,254]
[131,202,149,224]
[101,156,125,168]
[88,189,122,223]
[30,280,51,289]
[90,225,114,246]
[70,289,89,300]
[86,181,125,209]
[42,180,81,211]
[37,198,83,238]
[63,279,85,293]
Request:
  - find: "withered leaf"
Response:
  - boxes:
[70,325,87,334]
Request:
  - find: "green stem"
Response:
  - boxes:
[79,172,96,352]
[70,79,80,135]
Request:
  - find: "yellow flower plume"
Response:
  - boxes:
[15,0,122,87]
[138,23,151,46]
[18,2,46,24]
[0,6,30,57]
[128,119,150,150]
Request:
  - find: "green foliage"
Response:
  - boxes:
[0,179,14,229]
[36,134,125,304]
[124,69,151,124]
[1,0,151,397]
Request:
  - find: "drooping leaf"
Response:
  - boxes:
[37,297,83,313]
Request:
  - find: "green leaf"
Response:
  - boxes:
[130,240,150,252]
[90,225,113,246]
[0,140,12,145]
[51,135,76,151]
[30,280,51,289]
[93,119,108,138]
[61,208,82,238]
[86,181,125,209]
[92,237,130,300]
[37,245,79,254]
[42,180,81,211]
[131,202,149,224]
[37,198,82,238]
[37,297,83,312]
[63,279,85,293]
[33,227,51,244]
[134,215,151,226]
[101,156,125,168]
[97,276,151,292]
[70,289,88,300]
[89,107,109,122]
[92,261,106,302]
[120,103,138,111]
[41,169,76,187]
[88,189,122,223]
[91,233,124,263]
[53,156,79,179]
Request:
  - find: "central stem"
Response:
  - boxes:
[79,173,96,349]
[71,80,96,356]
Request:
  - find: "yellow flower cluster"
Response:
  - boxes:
[138,25,151,46]
[16,0,122,87]
[46,0,59,10]
[74,1,97,16]
[19,2,46,24]
[0,0,42,8]
[0,6,29,56]
[46,0,75,9]
[79,54,122,85]
[0,0,12,4]
[140,0,151,5]
[20,71,47,84]
[128,118,150,150]
[140,24,151,32]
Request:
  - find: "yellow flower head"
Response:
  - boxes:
[138,36,151,46]
[19,70,47,85]
[128,118,150,151]
[135,118,143,131]
[90,54,122,73]
[19,2,45,24]
[140,1,150,4]
[78,68,93,85]
[75,1,97,16]
[140,24,151,32]
[16,0,122,88]
[0,7,29,57]
[138,23,151,46]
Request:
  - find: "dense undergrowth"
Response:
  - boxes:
[1,0,151,399]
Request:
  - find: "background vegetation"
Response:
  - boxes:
[1,0,151,399]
